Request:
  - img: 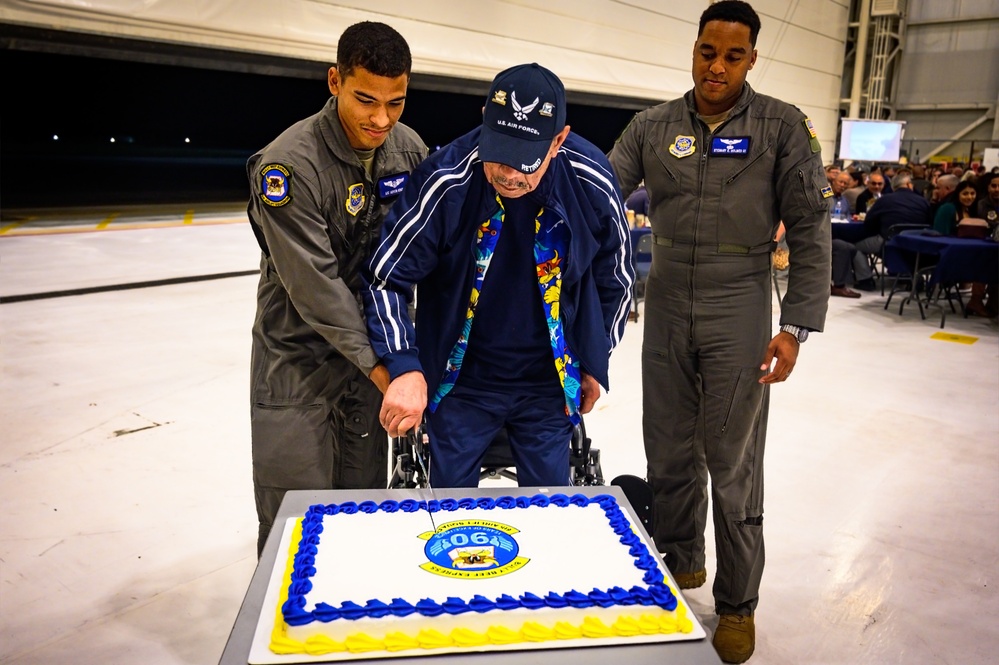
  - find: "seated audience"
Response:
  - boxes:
[626,183,649,218]
[849,172,931,291]
[929,173,959,221]
[843,169,866,214]
[974,174,998,223]
[879,165,895,195]
[932,180,994,316]
[828,172,853,219]
[933,180,978,236]
[910,164,932,201]
[855,171,886,214]
[830,239,861,298]
[865,172,932,233]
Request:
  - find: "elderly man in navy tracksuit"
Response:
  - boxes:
[363,63,634,488]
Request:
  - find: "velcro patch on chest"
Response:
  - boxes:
[378,173,409,198]
[710,136,750,156]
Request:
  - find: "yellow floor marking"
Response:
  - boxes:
[95,213,121,230]
[930,332,977,345]
[183,209,195,224]
[0,219,31,235]
[0,217,247,237]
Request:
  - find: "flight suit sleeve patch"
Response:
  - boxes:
[259,164,292,207]
[802,118,821,153]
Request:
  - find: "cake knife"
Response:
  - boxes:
[413,429,438,533]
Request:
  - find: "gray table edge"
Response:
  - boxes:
[218,486,722,665]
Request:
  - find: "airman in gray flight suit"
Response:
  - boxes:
[608,2,830,662]
[246,22,427,556]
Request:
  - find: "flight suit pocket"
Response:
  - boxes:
[716,367,765,439]
[251,401,333,488]
[717,141,775,249]
[649,148,683,238]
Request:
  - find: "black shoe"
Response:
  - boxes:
[855,278,877,291]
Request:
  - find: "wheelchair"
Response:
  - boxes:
[387,416,655,537]
[388,417,603,489]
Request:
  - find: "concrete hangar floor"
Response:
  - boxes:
[1,204,996,664]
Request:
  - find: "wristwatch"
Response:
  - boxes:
[780,324,809,343]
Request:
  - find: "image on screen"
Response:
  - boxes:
[838,120,905,162]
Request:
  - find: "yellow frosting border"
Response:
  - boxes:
[269,517,696,656]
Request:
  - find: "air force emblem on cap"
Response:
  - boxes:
[346,183,365,216]
[512,91,540,121]
[669,135,696,158]
[259,164,292,207]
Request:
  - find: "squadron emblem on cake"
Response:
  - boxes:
[419,520,529,578]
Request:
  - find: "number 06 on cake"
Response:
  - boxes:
[249,492,705,662]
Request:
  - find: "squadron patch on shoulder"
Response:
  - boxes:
[345,183,365,216]
[820,185,833,198]
[803,118,822,153]
[669,135,696,158]
[259,164,292,207]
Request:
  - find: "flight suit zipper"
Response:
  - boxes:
[689,121,710,343]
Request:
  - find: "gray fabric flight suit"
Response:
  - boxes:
[609,83,830,615]
[247,96,427,554]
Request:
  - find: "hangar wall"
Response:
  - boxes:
[0,0,849,163]
[893,0,999,164]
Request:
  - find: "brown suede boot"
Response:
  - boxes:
[712,613,755,663]
[672,568,707,589]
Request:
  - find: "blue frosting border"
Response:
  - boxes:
[281,493,677,627]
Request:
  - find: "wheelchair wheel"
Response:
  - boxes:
[569,418,604,486]
[387,425,430,489]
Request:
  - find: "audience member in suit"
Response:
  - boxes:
[830,239,861,298]
[855,171,885,215]
[849,172,931,291]
[864,172,932,234]
[843,169,865,214]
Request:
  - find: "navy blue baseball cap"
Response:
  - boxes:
[479,63,567,174]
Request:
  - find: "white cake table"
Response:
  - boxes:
[218,486,722,665]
